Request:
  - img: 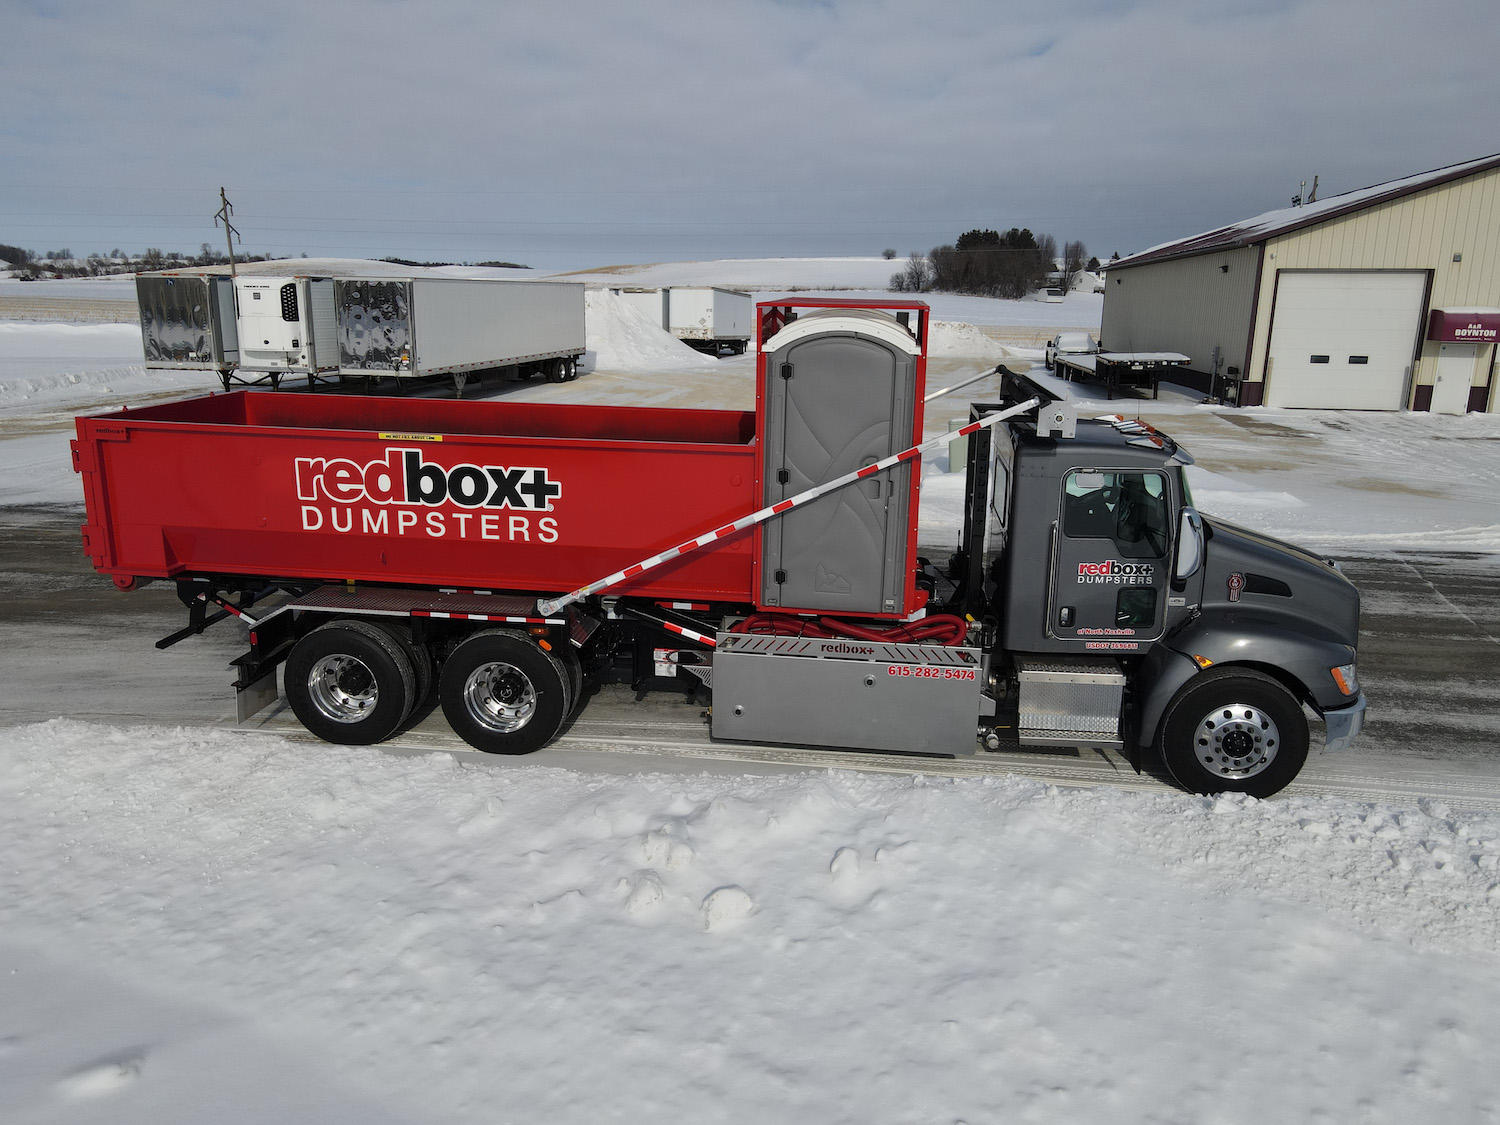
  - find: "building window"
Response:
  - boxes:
[1310,354,1330,364]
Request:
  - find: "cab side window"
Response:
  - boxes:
[1063,470,1170,559]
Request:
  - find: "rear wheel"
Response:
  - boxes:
[545,358,567,383]
[284,620,416,745]
[1157,668,1309,797]
[387,624,433,710]
[439,630,569,754]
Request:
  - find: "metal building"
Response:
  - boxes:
[1101,153,1500,412]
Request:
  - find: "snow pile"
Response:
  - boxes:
[2,719,1499,1123]
[927,319,1007,359]
[0,322,216,417]
[583,289,721,372]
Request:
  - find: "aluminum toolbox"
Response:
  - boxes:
[1015,658,1125,740]
[712,633,981,755]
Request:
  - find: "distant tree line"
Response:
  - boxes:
[891,228,1101,299]
[1,240,531,279]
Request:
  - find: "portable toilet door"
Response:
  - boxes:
[759,310,922,616]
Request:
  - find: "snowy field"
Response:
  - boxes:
[3,265,1500,1123]
[1,256,1105,331]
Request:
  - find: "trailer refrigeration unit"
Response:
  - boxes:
[616,287,753,354]
[74,298,1366,797]
[136,265,586,393]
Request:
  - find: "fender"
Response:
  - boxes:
[1135,614,1357,750]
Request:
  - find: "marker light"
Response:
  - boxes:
[1330,663,1358,696]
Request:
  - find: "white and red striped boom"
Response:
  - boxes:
[536,398,1040,616]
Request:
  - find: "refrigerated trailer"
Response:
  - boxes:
[74,298,1366,796]
[136,265,586,394]
[616,287,753,354]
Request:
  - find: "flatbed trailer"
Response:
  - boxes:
[73,299,1365,797]
[1052,350,1192,398]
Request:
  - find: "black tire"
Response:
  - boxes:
[554,643,584,717]
[1157,667,1309,797]
[385,623,434,710]
[439,630,569,754]
[284,620,417,745]
[545,358,567,383]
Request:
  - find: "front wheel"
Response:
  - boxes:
[439,630,570,754]
[1156,668,1309,798]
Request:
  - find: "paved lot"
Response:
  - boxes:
[3,506,1496,805]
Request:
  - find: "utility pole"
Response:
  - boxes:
[214,186,241,275]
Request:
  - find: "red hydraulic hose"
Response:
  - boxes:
[737,612,969,647]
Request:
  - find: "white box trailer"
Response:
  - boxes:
[616,287,669,328]
[135,273,239,374]
[666,287,752,354]
[237,275,586,391]
[137,265,585,392]
[613,286,753,355]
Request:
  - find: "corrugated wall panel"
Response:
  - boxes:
[1099,244,1259,382]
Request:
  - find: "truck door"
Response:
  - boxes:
[1048,469,1172,651]
[761,331,915,615]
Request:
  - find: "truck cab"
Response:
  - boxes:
[959,391,1365,796]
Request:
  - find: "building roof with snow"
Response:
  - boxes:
[1111,153,1500,270]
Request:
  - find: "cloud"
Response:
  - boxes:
[3,0,1496,265]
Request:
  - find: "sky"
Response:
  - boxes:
[3,0,1497,271]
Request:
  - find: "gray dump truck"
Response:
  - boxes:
[78,299,1364,798]
[940,382,1365,796]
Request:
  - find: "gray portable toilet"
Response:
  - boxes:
[759,309,922,616]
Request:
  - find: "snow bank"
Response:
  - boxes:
[0,321,215,417]
[583,289,721,372]
[927,320,1007,359]
[2,719,1499,1124]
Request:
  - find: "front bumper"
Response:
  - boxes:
[1321,692,1367,752]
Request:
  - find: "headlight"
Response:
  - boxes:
[1330,662,1358,696]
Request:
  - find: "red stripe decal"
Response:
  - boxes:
[411,610,432,617]
[714,523,737,538]
[772,500,795,513]
[856,464,881,478]
[898,448,920,461]
[958,421,982,435]
[623,564,645,579]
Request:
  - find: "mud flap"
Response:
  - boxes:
[235,667,279,723]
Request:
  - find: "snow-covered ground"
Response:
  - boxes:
[4,720,1500,1124]
[3,261,1499,1123]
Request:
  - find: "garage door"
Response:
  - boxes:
[1264,271,1426,409]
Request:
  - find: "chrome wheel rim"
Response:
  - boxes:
[463,661,536,733]
[1195,703,1280,779]
[308,654,378,724]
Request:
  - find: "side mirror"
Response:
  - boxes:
[1174,507,1203,582]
